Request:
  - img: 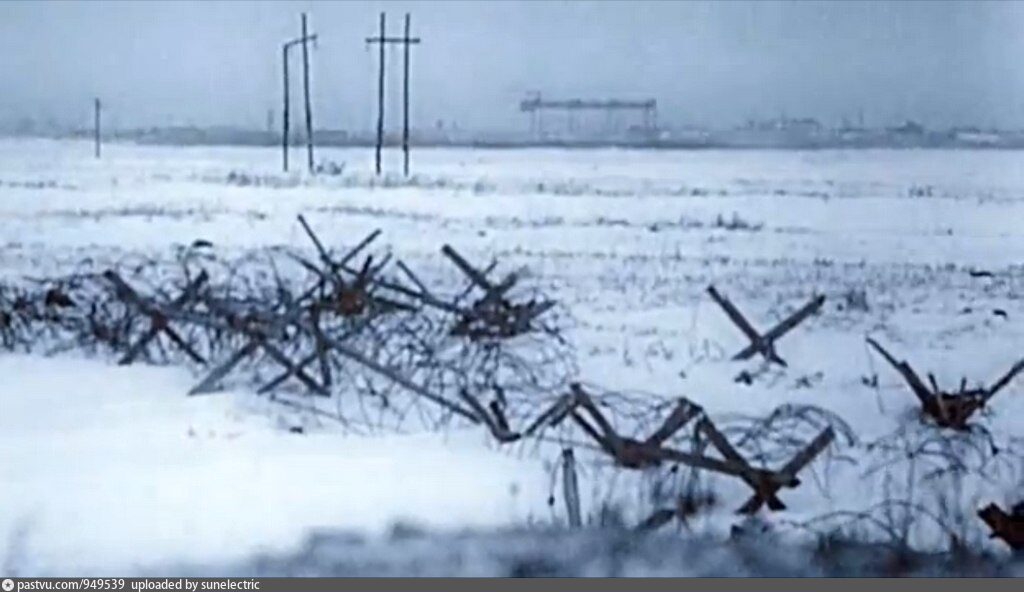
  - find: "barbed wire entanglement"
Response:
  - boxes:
[2,214,1023,556]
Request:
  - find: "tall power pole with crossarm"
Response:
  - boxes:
[365,12,421,176]
[280,16,318,173]
[301,13,315,173]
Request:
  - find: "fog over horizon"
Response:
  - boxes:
[2,0,1024,133]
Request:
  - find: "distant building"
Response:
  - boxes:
[716,117,826,148]
[667,126,711,145]
[950,127,1002,147]
[836,126,887,146]
[888,120,926,136]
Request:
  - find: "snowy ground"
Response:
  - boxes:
[0,355,548,575]
[4,138,1024,574]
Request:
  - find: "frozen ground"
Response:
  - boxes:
[3,138,1024,574]
[0,355,547,575]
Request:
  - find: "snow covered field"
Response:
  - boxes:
[4,138,1024,574]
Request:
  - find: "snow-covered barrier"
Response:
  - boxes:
[1,213,1022,561]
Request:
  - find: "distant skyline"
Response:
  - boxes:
[2,1,1023,132]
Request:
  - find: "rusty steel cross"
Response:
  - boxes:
[707,285,825,367]
[522,383,835,514]
[867,337,1024,430]
[440,244,555,341]
[104,269,209,366]
[187,301,329,397]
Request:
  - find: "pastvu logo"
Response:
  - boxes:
[1,578,14,592]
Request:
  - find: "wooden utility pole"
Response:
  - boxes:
[301,12,314,173]
[402,13,411,177]
[372,12,386,176]
[366,12,421,176]
[93,98,101,159]
[281,24,318,173]
[282,43,290,172]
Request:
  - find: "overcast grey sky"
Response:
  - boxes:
[1,0,1023,131]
